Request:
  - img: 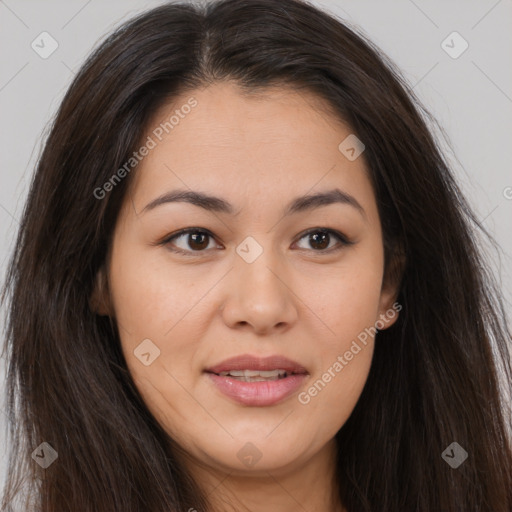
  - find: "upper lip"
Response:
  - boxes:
[205,354,308,375]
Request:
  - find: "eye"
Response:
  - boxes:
[293,228,353,252]
[161,228,220,255]
[160,227,353,256]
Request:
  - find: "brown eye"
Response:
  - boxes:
[308,231,330,250]
[163,228,218,254]
[161,227,352,256]
[185,231,210,251]
[294,228,352,252]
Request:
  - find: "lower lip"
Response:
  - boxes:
[206,372,308,406]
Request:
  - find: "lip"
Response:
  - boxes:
[204,354,308,374]
[204,354,309,407]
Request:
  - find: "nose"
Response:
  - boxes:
[220,244,299,335]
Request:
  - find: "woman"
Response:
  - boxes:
[2,0,511,510]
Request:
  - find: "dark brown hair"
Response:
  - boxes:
[2,0,511,510]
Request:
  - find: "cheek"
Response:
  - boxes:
[297,300,377,442]
[310,249,384,347]
[109,251,208,437]
[297,349,374,446]
[109,241,203,343]
[295,252,382,430]
[108,241,211,402]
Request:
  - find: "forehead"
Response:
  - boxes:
[126,81,375,219]
[152,81,346,148]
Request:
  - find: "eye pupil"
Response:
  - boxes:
[310,231,330,250]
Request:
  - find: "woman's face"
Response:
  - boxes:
[101,82,398,477]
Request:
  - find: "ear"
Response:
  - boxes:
[89,266,112,316]
[377,241,406,330]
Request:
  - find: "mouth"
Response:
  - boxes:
[211,369,296,381]
[204,354,309,406]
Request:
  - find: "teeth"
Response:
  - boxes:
[218,369,288,381]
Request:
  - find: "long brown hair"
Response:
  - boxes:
[2,0,511,510]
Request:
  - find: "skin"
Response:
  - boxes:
[94,81,400,512]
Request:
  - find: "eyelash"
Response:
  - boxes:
[159,227,354,256]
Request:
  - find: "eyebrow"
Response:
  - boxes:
[141,188,366,219]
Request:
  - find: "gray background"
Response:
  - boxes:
[1,0,511,494]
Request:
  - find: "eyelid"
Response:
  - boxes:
[159,226,354,255]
